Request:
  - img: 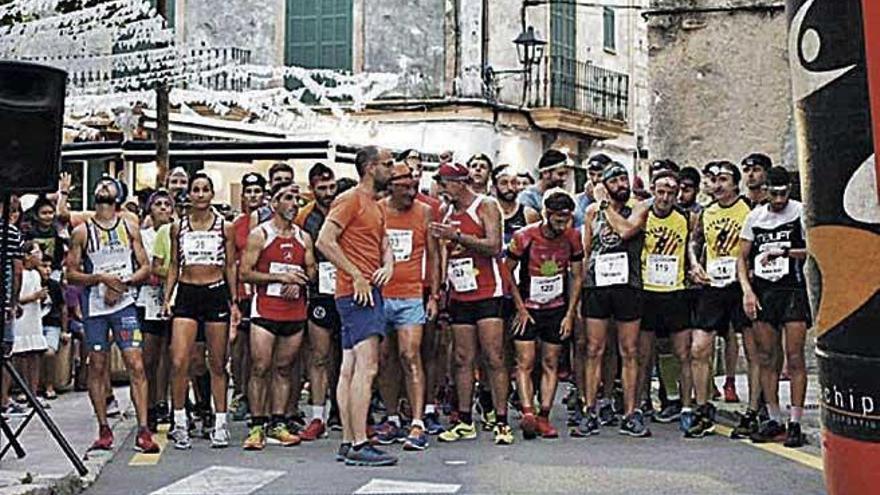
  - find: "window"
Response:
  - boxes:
[603,7,616,52]
[285,0,352,71]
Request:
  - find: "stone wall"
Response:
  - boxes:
[363,0,446,98]
[181,0,285,66]
[646,1,795,169]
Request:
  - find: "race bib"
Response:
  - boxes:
[529,274,563,304]
[318,262,336,295]
[646,254,679,288]
[595,253,629,287]
[182,231,222,266]
[267,263,303,298]
[388,229,414,262]
[143,286,165,321]
[754,244,790,282]
[88,247,134,317]
[448,258,478,293]
[708,257,737,287]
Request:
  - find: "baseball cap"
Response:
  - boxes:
[389,163,416,185]
[742,153,772,170]
[602,162,628,182]
[433,162,470,182]
[650,158,680,173]
[241,172,266,190]
[537,150,571,172]
[586,153,612,171]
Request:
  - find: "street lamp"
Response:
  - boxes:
[514,26,546,68]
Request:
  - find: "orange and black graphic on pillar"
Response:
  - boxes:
[788,0,880,439]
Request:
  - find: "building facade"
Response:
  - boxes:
[165,0,649,178]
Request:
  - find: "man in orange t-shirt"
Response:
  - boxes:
[372,164,440,451]
[316,146,396,467]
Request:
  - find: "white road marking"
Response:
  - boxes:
[354,478,461,494]
[149,466,285,495]
[444,460,467,466]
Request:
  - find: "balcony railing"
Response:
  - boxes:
[531,55,629,123]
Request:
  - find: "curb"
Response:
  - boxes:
[714,405,823,447]
[0,412,136,495]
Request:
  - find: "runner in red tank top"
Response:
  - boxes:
[429,162,513,445]
[230,171,266,422]
[239,183,315,450]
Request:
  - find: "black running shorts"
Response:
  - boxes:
[693,285,749,333]
[449,297,504,326]
[756,288,811,328]
[641,291,690,337]
[582,286,643,322]
[514,306,569,345]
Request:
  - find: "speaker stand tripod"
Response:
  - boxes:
[0,193,87,476]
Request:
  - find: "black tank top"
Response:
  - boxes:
[504,204,529,244]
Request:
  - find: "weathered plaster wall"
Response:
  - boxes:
[181,0,285,66]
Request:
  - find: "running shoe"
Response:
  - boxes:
[299,418,327,441]
[147,406,159,433]
[327,412,343,431]
[267,422,301,446]
[684,407,715,439]
[619,410,652,438]
[731,409,759,439]
[723,381,740,403]
[243,425,266,451]
[598,401,618,426]
[750,420,786,444]
[424,413,445,435]
[520,412,538,440]
[536,416,559,439]
[493,424,514,445]
[403,426,429,451]
[679,409,695,433]
[169,424,192,450]
[712,385,722,401]
[373,420,405,445]
[481,409,497,432]
[438,421,477,442]
[335,442,351,462]
[106,397,121,418]
[155,401,171,425]
[231,396,249,422]
[344,444,398,467]
[783,422,805,448]
[90,424,114,451]
[640,399,655,419]
[655,401,682,423]
[570,412,600,438]
[134,427,160,453]
[2,402,29,418]
[210,423,230,448]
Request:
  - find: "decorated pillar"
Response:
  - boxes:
[786,0,880,492]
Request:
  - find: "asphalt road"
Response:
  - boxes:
[85,409,826,495]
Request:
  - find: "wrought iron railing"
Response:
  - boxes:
[531,55,629,123]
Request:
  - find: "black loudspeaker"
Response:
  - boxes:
[0,61,67,193]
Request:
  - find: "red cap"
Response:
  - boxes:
[432,162,470,182]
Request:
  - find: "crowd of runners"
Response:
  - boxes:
[0,146,811,467]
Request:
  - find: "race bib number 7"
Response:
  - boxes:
[595,253,629,287]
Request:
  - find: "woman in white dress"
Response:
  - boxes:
[13,242,49,401]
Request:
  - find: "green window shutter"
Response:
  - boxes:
[550,2,576,108]
[603,7,616,52]
[286,0,352,70]
[148,0,175,29]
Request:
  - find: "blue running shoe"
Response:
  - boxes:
[345,444,398,467]
[424,413,445,435]
[403,426,429,451]
[679,409,695,433]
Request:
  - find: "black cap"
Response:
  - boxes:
[586,153,612,171]
[538,150,570,171]
[602,162,628,182]
[679,166,701,187]
[742,153,772,171]
[242,172,267,189]
[651,158,680,173]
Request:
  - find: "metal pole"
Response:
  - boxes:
[155,0,171,188]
